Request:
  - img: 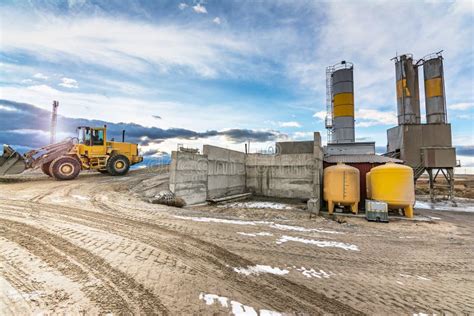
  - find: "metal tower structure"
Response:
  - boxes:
[325,66,333,143]
[50,101,59,144]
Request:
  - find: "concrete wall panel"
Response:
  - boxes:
[169,151,208,205]
[246,153,316,199]
[203,145,246,199]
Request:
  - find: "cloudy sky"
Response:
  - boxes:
[0,0,473,164]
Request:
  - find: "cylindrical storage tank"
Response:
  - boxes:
[369,163,415,218]
[332,64,355,143]
[395,55,421,125]
[423,55,447,124]
[323,163,360,214]
[366,172,371,199]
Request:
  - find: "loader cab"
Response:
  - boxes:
[77,126,107,156]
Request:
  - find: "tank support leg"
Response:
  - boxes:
[404,205,414,218]
[351,203,358,214]
[328,201,334,215]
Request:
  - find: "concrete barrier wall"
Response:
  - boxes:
[169,132,323,208]
[203,145,246,199]
[245,153,315,199]
[169,151,208,205]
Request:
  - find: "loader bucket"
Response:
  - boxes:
[0,145,26,176]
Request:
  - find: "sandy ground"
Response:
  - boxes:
[0,170,473,315]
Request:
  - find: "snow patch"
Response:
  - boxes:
[237,232,273,237]
[71,194,89,201]
[7,289,42,301]
[220,201,293,210]
[233,265,289,276]
[297,267,333,279]
[175,216,342,235]
[270,223,342,234]
[399,273,431,281]
[174,215,260,226]
[276,235,359,251]
[415,200,474,213]
[199,292,281,316]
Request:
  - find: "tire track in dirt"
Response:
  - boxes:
[0,199,363,315]
[0,218,169,315]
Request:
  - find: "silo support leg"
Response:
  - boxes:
[328,201,334,214]
[428,169,435,202]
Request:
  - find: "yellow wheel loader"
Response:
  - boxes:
[0,126,143,180]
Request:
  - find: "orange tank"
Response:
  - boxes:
[369,163,415,218]
[323,163,360,214]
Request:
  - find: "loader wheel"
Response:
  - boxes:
[106,154,130,176]
[50,156,81,181]
[41,161,52,177]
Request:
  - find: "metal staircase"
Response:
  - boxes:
[413,163,426,181]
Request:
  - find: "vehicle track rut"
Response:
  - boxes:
[0,217,169,315]
[0,198,363,315]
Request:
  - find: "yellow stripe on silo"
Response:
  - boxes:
[333,93,354,117]
[425,77,443,98]
[396,79,411,98]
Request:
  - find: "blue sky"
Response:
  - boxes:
[0,0,473,164]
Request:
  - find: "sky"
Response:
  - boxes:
[0,0,473,165]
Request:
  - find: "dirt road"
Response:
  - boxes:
[1,170,473,315]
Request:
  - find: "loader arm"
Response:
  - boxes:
[0,138,76,176]
[23,138,76,169]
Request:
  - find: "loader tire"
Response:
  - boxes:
[41,161,53,177]
[106,154,130,176]
[50,156,81,181]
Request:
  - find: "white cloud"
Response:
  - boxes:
[213,17,221,25]
[1,12,256,79]
[355,109,397,127]
[193,3,207,14]
[0,84,266,133]
[292,131,313,140]
[312,111,326,120]
[0,104,19,112]
[27,84,60,95]
[178,3,188,10]
[21,79,33,84]
[456,114,472,120]
[289,0,473,120]
[449,102,474,111]
[313,108,396,127]
[59,77,79,89]
[278,121,301,128]
[33,73,48,80]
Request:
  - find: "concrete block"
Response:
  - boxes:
[307,198,320,215]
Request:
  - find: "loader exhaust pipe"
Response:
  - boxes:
[122,130,126,142]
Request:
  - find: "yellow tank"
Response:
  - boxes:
[323,163,360,214]
[369,163,415,218]
[366,172,371,199]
